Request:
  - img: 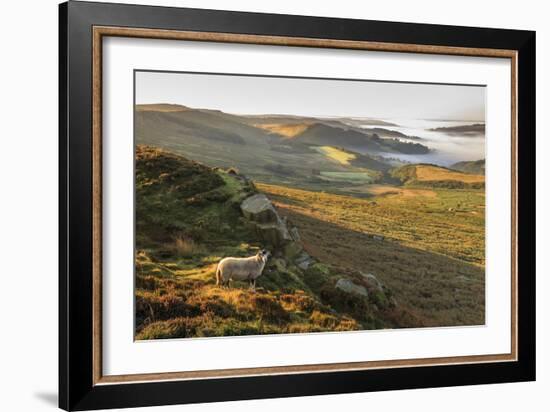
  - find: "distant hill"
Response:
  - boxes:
[256,121,427,151]
[450,159,485,175]
[332,117,399,127]
[135,105,266,145]
[135,104,401,193]
[429,123,485,136]
[360,127,423,140]
[136,104,430,156]
[254,122,311,138]
[136,103,192,112]
[290,123,429,154]
[314,146,392,172]
[390,164,485,189]
[245,114,397,127]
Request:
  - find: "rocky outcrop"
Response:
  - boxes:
[240,194,297,252]
[239,192,398,315]
[361,272,384,292]
[289,227,301,242]
[239,192,312,266]
[335,278,369,298]
[295,252,315,270]
[241,194,279,223]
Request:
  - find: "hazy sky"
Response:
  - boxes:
[135,71,485,121]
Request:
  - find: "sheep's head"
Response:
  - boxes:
[258,249,271,262]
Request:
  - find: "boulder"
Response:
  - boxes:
[240,194,292,248]
[360,272,384,292]
[240,194,279,224]
[254,221,292,247]
[295,252,315,270]
[290,226,301,242]
[335,278,369,298]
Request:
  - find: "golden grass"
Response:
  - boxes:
[257,182,485,265]
[256,182,485,327]
[254,123,311,137]
[315,146,356,166]
[366,184,437,198]
[135,258,366,339]
[415,165,484,183]
[174,263,218,282]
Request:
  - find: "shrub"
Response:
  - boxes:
[310,310,338,328]
[369,290,389,309]
[135,275,160,290]
[249,295,290,323]
[303,263,331,292]
[319,282,371,321]
[169,236,207,257]
[280,292,319,313]
[135,290,198,328]
[136,315,209,339]
[186,295,237,318]
[334,318,360,331]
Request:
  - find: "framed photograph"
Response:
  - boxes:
[59,1,536,410]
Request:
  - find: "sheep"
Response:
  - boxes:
[216,249,271,291]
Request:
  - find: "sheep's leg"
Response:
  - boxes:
[251,278,256,292]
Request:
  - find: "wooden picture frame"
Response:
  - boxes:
[59,1,535,410]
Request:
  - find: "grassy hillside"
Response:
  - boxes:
[291,123,429,154]
[254,122,311,137]
[451,159,485,175]
[135,105,402,195]
[361,127,423,140]
[136,103,192,113]
[135,104,430,158]
[391,164,485,189]
[314,146,390,172]
[258,182,485,326]
[135,145,407,339]
[316,146,356,165]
